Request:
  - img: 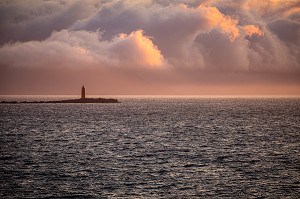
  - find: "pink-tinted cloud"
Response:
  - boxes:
[242,25,264,37]
[0,29,165,69]
[199,5,239,41]
[109,30,164,67]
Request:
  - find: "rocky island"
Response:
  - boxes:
[1,86,119,104]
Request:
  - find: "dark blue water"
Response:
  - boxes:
[1,96,300,198]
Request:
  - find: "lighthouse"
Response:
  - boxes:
[81,85,85,99]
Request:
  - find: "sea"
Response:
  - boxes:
[0,95,300,198]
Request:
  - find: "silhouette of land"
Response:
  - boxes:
[1,86,119,104]
[1,98,119,104]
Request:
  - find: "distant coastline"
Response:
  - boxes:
[1,97,119,104]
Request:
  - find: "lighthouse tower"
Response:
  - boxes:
[81,85,85,99]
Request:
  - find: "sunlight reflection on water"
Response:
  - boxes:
[0,96,300,198]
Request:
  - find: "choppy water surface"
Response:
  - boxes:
[1,96,300,198]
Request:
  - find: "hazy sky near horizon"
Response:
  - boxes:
[0,0,300,95]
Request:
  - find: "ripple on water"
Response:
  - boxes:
[0,97,300,198]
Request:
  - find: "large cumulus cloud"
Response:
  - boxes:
[0,29,165,68]
[0,0,299,94]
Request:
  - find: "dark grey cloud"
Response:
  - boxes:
[0,0,102,44]
[268,19,300,44]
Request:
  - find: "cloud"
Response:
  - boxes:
[1,1,251,70]
[0,0,300,94]
[199,5,239,41]
[0,29,165,69]
[268,19,300,44]
[72,1,266,71]
[109,30,164,67]
[73,1,241,41]
[242,25,264,37]
[0,0,101,45]
[243,0,300,20]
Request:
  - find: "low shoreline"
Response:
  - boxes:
[1,98,119,104]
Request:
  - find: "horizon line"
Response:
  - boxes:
[1,94,300,98]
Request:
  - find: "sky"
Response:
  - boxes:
[0,0,300,95]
